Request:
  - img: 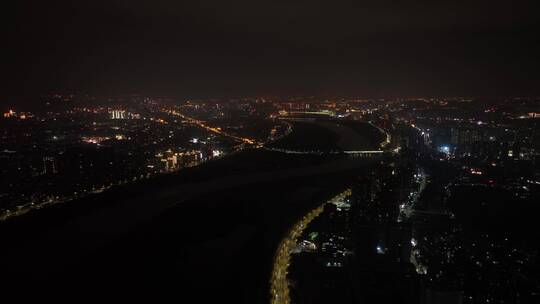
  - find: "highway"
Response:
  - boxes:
[167,109,260,146]
[270,189,351,304]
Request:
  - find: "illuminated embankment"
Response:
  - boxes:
[270,189,351,304]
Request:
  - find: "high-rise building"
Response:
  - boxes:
[43,156,57,175]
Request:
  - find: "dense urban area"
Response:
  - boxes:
[2,96,539,303]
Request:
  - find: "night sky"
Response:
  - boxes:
[4,0,540,100]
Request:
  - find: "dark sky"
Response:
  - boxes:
[3,0,540,100]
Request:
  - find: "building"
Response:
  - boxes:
[43,156,58,175]
[109,110,126,120]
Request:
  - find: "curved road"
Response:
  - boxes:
[270,189,351,304]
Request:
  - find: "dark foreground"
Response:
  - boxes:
[0,150,380,303]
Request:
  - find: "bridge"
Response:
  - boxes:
[263,147,384,157]
[276,110,345,121]
[344,150,385,157]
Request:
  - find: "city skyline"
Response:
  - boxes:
[2,2,540,303]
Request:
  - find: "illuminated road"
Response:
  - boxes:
[167,109,260,146]
[270,189,351,304]
[368,122,391,149]
[398,167,427,222]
